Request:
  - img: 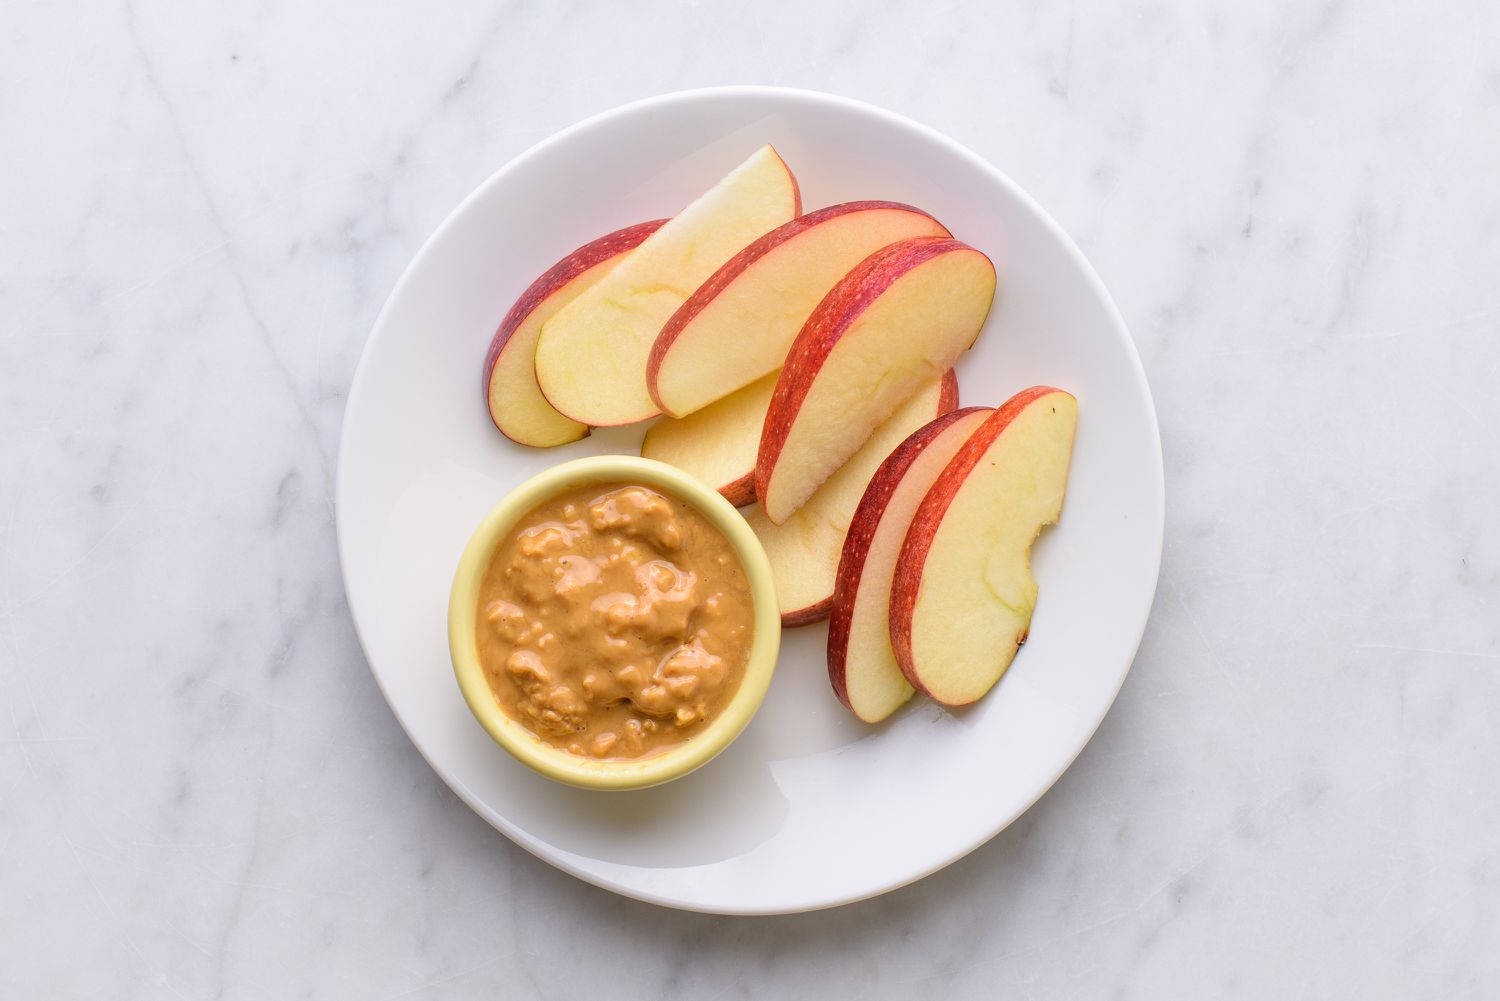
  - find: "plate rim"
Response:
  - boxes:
[335,84,1166,914]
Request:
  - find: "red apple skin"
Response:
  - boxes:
[936,369,960,414]
[755,237,988,508]
[770,368,957,628]
[720,474,755,508]
[644,201,948,412]
[482,219,666,442]
[781,598,832,629]
[826,406,991,711]
[889,385,1065,702]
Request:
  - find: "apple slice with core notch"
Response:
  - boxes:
[756,237,996,524]
[535,145,800,427]
[639,370,778,506]
[891,387,1079,707]
[826,406,994,722]
[483,219,665,447]
[745,371,957,626]
[647,201,951,418]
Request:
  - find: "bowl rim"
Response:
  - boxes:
[447,454,781,790]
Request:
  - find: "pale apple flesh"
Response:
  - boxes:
[483,219,664,447]
[745,371,958,626]
[827,406,993,722]
[639,370,778,506]
[756,237,996,524]
[647,201,950,419]
[891,388,1079,707]
[534,145,800,427]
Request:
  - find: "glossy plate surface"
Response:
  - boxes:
[336,87,1164,914]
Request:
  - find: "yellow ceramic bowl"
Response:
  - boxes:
[448,455,780,791]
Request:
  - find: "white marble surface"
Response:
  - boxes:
[3,0,1498,996]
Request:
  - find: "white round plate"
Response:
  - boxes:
[337,87,1163,914]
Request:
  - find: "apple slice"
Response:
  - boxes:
[483,219,665,447]
[826,406,994,722]
[891,387,1079,706]
[745,371,958,626]
[756,237,996,524]
[647,201,951,418]
[534,145,800,427]
[639,370,778,506]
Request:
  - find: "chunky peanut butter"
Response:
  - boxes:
[476,483,754,759]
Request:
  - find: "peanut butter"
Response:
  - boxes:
[476,483,753,759]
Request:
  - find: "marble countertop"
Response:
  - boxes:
[4,1,1497,997]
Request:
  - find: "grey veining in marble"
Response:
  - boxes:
[3,0,1498,997]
